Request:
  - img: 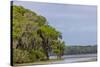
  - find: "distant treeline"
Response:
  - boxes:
[64,45,97,55]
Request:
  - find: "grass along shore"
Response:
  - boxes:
[14,58,64,66]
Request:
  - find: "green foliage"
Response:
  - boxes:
[13,49,31,63]
[39,25,61,39]
[51,40,65,58]
[35,50,46,61]
[12,5,65,64]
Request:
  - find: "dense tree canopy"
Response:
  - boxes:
[12,5,65,64]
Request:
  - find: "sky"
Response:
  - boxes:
[13,1,97,46]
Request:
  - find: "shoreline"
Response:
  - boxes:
[13,54,97,66]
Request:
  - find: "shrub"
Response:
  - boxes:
[13,49,31,64]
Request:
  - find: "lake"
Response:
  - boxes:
[49,54,97,64]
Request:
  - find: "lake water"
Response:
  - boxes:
[49,54,97,64]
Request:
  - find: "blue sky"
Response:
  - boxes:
[13,1,97,45]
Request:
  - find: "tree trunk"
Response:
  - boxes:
[38,30,49,60]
